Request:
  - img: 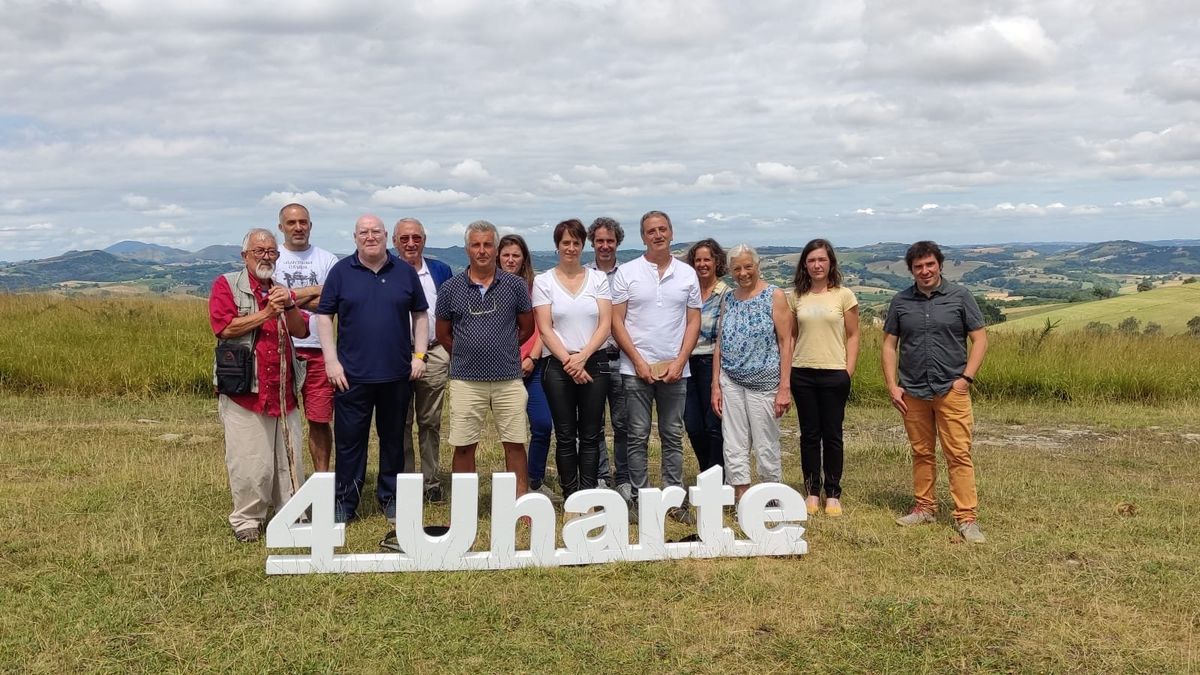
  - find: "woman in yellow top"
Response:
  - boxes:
[789,239,859,517]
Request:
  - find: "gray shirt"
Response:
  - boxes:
[883,279,985,399]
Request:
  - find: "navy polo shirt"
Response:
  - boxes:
[435,270,531,381]
[316,252,428,383]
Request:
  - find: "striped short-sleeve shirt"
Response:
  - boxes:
[435,269,532,381]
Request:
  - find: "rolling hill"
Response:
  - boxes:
[992,285,1200,335]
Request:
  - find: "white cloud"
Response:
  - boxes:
[1134,58,1200,103]
[855,208,875,215]
[369,185,472,208]
[122,194,151,209]
[755,162,820,185]
[449,158,491,181]
[1115,190,1195,209]
[617,161,688,176]
[399,160,442,180]
[571,165,609,180]
[259,190,347,210]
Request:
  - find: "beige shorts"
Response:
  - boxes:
[446,378,529,447]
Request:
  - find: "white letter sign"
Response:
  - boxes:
[265,467,807,575]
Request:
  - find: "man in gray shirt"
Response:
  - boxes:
[882,240,989,544]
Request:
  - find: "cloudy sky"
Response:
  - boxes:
[2,0,1198,260]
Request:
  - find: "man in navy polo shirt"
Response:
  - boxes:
[316,214,429,523]
[435,220,534,496]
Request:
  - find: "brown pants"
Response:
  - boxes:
[901,388,978,522]
[403,344,449,489]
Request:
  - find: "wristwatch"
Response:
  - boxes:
[414,352,427,362]
[960,374,974,384]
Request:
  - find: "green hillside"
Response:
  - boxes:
[994,285,1200,334]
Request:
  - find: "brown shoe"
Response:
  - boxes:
[234,527,260,543]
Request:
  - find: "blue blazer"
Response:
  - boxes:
[424,257,453,289]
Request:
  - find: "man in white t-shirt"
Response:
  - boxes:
[610,210,702,525]
[392,218,454,503]
[585,217,630,501]
[273,203,339,472]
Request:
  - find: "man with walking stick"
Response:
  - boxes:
[209,228,309,543]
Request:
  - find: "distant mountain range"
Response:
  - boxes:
[0,238,1197,295]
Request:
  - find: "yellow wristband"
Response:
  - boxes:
[413,352,426,360]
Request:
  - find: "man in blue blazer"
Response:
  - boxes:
[393,218,454,502]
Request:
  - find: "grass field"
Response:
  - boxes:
[1,395,1197,671]
[1,293,1199,671]
[994,285,1200,335]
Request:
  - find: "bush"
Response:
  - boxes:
[1143,322,1162,336]
[1085,321,1113,336]
[1117,316,1141,334]
[1137,280,1154,292]
[1189,315,1200,337]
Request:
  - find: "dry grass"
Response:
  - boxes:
[1,395,1197,672]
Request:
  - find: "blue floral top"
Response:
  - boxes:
[693,279,730,356]
[719,284,781,391]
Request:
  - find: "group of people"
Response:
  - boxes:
[210,204,989,546]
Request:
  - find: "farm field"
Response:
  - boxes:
[993,285,1200,335]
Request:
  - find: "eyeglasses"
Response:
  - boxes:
[395,235,424,243]
[468,295,497,316]
[247,248,280,259]
[356,229,386,240]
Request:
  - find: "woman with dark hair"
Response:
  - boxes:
[684,238,730,473]
[533,219,612,500]
[788,238,859,517]
[498,234,558,502]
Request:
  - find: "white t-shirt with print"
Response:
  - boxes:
[274,245,339,349]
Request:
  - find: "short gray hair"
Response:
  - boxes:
[394,217,426,235]
[241,228,276,251]
[727,243,759,266]
[464,220,498,246]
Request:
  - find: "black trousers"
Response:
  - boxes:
[333,379,411,519]
[790,368,851,499]
[541,354,609,497]
[684,354,724,472]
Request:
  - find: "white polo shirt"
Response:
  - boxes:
[611,254,702,377]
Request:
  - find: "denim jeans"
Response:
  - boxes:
[684,354,724,472]
[524,359,554,485]
[595,349,629,486]
[790,368,851,499]
[622,375,687,491]
[542,353,609,496]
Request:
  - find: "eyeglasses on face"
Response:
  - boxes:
[395,235,424,243]
[356,229,386,240]
[247,248,280,259]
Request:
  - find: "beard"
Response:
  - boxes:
[253,261,275,282]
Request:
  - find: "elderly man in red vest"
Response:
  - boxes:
[209,228,309,543]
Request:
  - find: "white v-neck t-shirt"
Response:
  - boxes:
[532,268,611,356]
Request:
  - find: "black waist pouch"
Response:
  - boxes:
[215,343,254,395]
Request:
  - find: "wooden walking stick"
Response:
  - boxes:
[278,313,301,496]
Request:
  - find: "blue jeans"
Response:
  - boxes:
[684,354,724,472]
[595,350,629,486]
[623,375,687,491]
[333,379,411,521]
[525,358,554,485]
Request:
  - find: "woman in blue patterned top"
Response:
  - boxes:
[712,244,795,502]
[684,239,730,473]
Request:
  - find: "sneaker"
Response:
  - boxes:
[530,483,564,505]
[424,485,444,503]
[667,505,696,526]
[383,500,396,523]
[596,478,609,490]
[895,509,936,527]
[824,498,843,517]
[615,483,634,506]
[233,527,260,543]
[956,520,987,544]
[805,495,820,516]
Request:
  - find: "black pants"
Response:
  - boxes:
[790,368,851,499]
[333,379,411,519]
[541,354,609,497]
[684,354,724,472]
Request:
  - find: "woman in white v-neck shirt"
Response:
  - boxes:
[533,219,613,498]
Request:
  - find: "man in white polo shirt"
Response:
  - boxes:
[611,210,702,525]
[273,203,339,472]
[392,218,454,502]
